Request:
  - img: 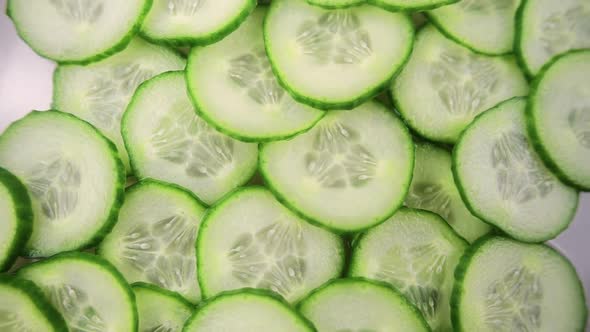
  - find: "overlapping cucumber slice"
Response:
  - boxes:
[306,0,366,8]
[371,0,458,11]
[132,283,193,332]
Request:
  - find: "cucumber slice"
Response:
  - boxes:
[306,0,366,8]
[53,38,186,173]
[349,208,468,331]
[0,167,33,271]
[197,187,344,303]
[183,289,314,331]
[122,71,258,205]
[426,0,522,54]
[452,236,587,331]
[0,275,68,332]
[132,282,193,332]
[406,143,491,242]
[99,180,206,303]
[187,7,324,142]
[528,50,590,190]
[141,0,256,45]
[260,101,414,232]
[6,0,151,64]
[298,278,430,332]
[454,98,579,243]
[264,0,414,110]
[0,111,125,257]
[516,0,590,76]
[370,0,458,11]
[17,252,137,332]
[392,25,528,144]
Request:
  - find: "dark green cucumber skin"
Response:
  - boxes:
[513,0,535,77]
[0,167,33,271]
[370,0,459,12]
[305,0,366,9]
[6,0,154,65]
[132,282,195,310]
[0,275,69,332]
[451,235,588,332]
[526,50,590,191]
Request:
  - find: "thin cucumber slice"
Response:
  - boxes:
[370,0,458,11]
[0,111,125,257]
[7,0,151,64]
[53,38,186,173]
[264,0,414,110]
[132,282,194,332]
[260,101,414,233]
[454,98,579,243]
[17,252,137,332]
[99,180,207,303]
[452,236,587,331]
[0,275,68,332]
[197,187,344,303]
[392,25,528,144]
[186,7,324,141]
[306,0,366,9]
[528,50,590,190]
[516,0,590,76]
[141,0,256,45]
[298,278,430,332]
[426,0,522,54]
[122,71,258,205]
[0,167,33,271]
[406,143,491,242]
[349,208,468,331]
[183,289,315,332]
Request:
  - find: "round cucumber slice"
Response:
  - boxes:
[306,0,366,8]
[260,101,414,233]
[53,38,186,173]
[141,0,256,45]
[132,282,193,332]
[122,71,258,205]
[183,289,314,332]
[17,252,137,332]
[7,0,151,64]
[187,7,324,142]
[516,0,590,76]
[370,0,458,11]
[454,98,579,243]
[197,187,344,303]
[264,0,414,110]
[0,167,33,271]
[392,25,529,144]
[452,236,587,332]
[298,278,430,332]
[528,50,590,191]
[0,111,125,257]
[349,208,468,331]
[0,275,68,332]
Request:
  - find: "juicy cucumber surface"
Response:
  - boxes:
[452,236,587,332]
[370,0,458,11]
[306,0,366,8]
[132,282,194,332]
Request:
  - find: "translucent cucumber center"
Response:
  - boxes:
[50,0,104,23]
[540,5,590,56]
[0,310,31,331]
[458,0,513,12]
[568,107,590,149]
[149,324,175,332]
[167,0,204,16]
[335,329,376,332]
[406,183,453,222]
[48,284,106,332]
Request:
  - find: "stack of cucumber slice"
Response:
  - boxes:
[1,0,588,331]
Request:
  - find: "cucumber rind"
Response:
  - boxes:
[305,0,366,9]
[132,282,194,310]
[369,0,459,12]
[0,167,33,271]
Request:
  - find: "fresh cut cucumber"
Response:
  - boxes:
[370,0,458,11]
[306,0,366,8]
[133,282,194,332]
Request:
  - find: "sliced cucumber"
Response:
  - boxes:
[528,50,590,190]
[7,0,150,64]
[99,180,206,303]
[349,208,468,331]
[0,167,32,271]
[17,252,137,332]
[141,0,255,45]
[133,282,194,332]
[452,236,587,331]
[0,111,125,257]
[183,289,314,331]
[260,101,414,232]
[406,142,491,242]
[306,0,366,8]
[516,0,590,76]
[53,38,186,173]
[0,275,68,332]
[122,71,258,205]
[427,0,522,54]
[370,0,458,11]
[264,0,414,110]
[454,98,578,243]
[298,278,430,332]
[197,187,344,303]
[187,7,324,141]
[392,25,528,144]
